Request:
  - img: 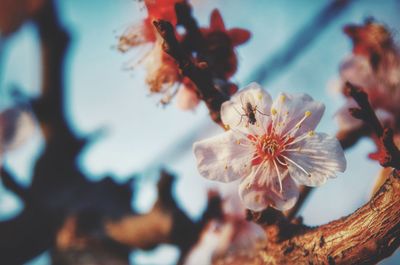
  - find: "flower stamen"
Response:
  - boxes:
[281,111,312,140]
[285,130,314,147]
[273,159,283,193]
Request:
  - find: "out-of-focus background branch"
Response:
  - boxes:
[1,1,222,264]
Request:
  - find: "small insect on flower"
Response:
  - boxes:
[221,83,270,129]
[194,83,346,211]
[237,98,268,127]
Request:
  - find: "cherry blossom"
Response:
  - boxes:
[119,3,250,110]
[193,83,346,211]
[118,0,189,106]
[175,81,200,110]
[200,9,251,79]
[118,0,180,52]
[336,21,400,133]
[214,184,265,252]
[117,0,182,91]
[144,40,181,95]
[185,184,264,265]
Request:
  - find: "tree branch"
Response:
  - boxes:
[105,170,222,264]
[345,82,400,169]
[215,169,400,265]
[153,19,229,126]
[0,1,70,263]
[0,167,29,202]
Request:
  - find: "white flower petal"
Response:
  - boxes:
[271,92,325,137]
[118,21,153,52]
[286,132,346,187]
[176,84,200,110]
[193,130,253,183]
[221,82,272,129]
[238,164,299,211]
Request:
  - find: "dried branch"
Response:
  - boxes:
[0,1,70,263]
[175,2,206,53]
[153,19,229,126]
[0,204,58,265]
[0,167,29,201]
[345,82,400,169]
[105,170,222,264]
[336,124,370,150]
[216,169,400,265]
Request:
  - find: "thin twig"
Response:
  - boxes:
[345,82,400,169]
[153,19,228,126]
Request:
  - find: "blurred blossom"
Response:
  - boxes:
[144,40,181,99]
[336,20,400,134]
[0,106,37,165]
[193,83,346,211]
[176,82,200,110]
[118,0,180,52]
[185,183,264,265]
[119,2,250,110]
[199,9,251,79]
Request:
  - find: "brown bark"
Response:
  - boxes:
[153,19,228,126]
[215,170,400,265]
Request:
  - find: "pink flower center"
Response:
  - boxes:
[250,132,289,165]
[258,133,285,158]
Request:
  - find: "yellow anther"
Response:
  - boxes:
[236,140,241,145]
[258,93,263,100]
[224,124,230,130]
[280,95,286,102]
[308,130,315,136]
[255,194,261,203]
[271,108,277,115]
[305,111,312,117]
